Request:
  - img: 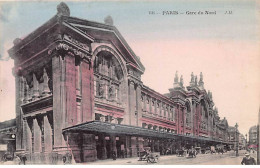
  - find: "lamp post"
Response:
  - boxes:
[235,123,239,157]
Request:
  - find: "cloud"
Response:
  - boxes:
[0,40,13,61]
[0,4,12,22]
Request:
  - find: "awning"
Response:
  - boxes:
[62,121,230,144]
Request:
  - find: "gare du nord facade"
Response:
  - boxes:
[8,3,233,164]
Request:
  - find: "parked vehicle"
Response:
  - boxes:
[186,149,196,158]
[176,149,186,157]
[138,150,160,163]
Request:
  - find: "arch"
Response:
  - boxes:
[200,99,209,118]
[92,45,127,80]
[185,100,192,112]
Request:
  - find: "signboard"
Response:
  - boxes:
[0,144,7,151]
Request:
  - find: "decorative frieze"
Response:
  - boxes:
[63,34,90,51]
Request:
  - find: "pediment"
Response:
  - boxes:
[62,16,145,73]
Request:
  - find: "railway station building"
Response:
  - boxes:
[6,2,234,164]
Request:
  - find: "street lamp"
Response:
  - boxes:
[235,123,239,157]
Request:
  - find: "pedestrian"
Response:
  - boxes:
[241,153,256,165]
[112,151,116,160]
[21,155,27,165]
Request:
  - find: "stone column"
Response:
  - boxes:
[22,118,27,151]
[176,106,179,134]
[151,139,155,152]
[42,68,51,96]
[136,84,142,126]
[44,115,52,152]
[76,60,82,124]
[137,137,144,153]
[110,135,117,157]
[155,139,160,152]
[20,77,25,103]
[143,94,146,112]
[125,136,131,158]
[33,117,42,163]
[82,134,97,162]
[99,134,107,159]
[81,59,94,122]
[33,117,42,152]
[23,81,29,103]
[148,97,152,114]
[32,73,39,100]
[52,55,66,150]
[23,118,32,154]
[67,132,81,163]
[128,80,136,125]
[197,103,201,135]
[76,101,82,124]
[131,136,137,157]
[191,101,195,136]
[183,107,186,135]
[15,75,23,150]
[64,54,77,126]
[76,61,82,97]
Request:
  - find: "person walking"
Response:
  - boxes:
[241,153,256,165]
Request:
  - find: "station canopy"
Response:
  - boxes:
[62,121,230,144]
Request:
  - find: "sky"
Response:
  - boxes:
[0,0,259,136]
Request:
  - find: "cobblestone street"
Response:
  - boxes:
[85,150,257,165]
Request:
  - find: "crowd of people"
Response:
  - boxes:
[1,152,27,165]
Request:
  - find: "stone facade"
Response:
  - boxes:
[7,2,234,164]
[249,125,257,147]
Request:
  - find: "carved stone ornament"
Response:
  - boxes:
[13,38,22,45]
[108,85,115,99]
[48,43,90,62]
[98,82,105,97]
[57,2,70,16]
[104,15,114,25]
[64,34,90,51]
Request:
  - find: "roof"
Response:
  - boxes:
[9,3,145,74]
[62,121,230,144]
[0,119,16,130]
[249,125,257,132]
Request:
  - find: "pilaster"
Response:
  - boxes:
[52,55,66,150]
[136,83,142,126]
[44,115,52,152]
[81,59,94,122]
[33,117,42,153]
[15,75,23,150]
[128,79,136,125]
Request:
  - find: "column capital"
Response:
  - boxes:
[48,42,91,63]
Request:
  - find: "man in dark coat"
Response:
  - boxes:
[241,153,256,165]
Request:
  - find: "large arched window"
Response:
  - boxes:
[94,51,124,81]
[94,51,124,101]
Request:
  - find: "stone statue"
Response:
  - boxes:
[190,72,194,83]
[57,2,70,16]
[98,82,104,97]
[104,15,113,25]
[180,75,184,87]
[174,71,178,83]
[200,72,203,82]
[108,85,115,100]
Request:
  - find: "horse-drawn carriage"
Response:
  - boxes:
[176,149,186,157]
[138,148,160,163]
[186,149,196,158]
